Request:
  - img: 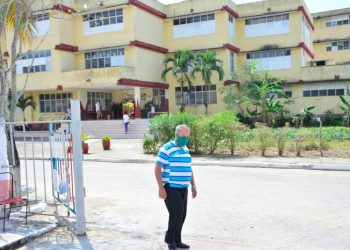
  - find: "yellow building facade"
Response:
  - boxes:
[4,0,350,121]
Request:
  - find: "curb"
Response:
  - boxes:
[82,158,350,171]
[0,223,58,250]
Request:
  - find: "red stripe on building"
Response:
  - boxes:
[129,40,168,54]
[298,42,314,59]
[222,5,239,18]
[298,6,314,31]
[224,80,240,86]
[52,4,76,14]
[129,0,166,19]
[118,78,169,89]
[55,43,79,52]
[223,43,240,53]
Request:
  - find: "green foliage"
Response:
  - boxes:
[273,127,287,156]
[253,123,274,156]
[201,111,237,154]
[161,50,194,112]
[292,106,315,128]
[102,135,111,142]
[321,110,344,126]
[339,94,350,126]
[188,120,204,154]
[81,132,94,143]
[223,64,289,126]
[225,122,246,156]
[142,135,158,154]
[149,113,197,144]
[191,50,224,115]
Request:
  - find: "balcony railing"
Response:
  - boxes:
[61,66,135,87]
[300,64,350,82]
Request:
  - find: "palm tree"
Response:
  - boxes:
[191,50,224,115]
[161,50,193,113]
[339,95,350,126]
[17,95,36,122]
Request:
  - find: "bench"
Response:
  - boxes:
[0,172,28,231]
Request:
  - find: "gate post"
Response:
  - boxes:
[71,100,86,235]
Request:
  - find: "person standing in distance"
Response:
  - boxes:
[95,100,102,120]
[154,124,197,250]
[122,111,129,134]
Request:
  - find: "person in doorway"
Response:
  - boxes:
[154,124,197,250]
[96,100,102,120]
[122,111,129,134]
[151,104,155,113]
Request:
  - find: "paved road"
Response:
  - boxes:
[21,162,350,250]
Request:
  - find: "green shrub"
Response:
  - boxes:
[188,120,204,154]
[253,123,274,156]
[201,111,237,154]
[274,127,286,156]
[142,135,158,154]
[225,122,246,156]
[149,113,197,144]
[293,128,309,156]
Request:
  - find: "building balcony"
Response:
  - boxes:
[61,66,136,88]
[300,63,350,82]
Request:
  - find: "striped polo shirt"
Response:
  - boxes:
[156,140,192,188]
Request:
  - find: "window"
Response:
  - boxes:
[228,15,234,37]
[39,93,72,113]
[302,15,311,47]
[327,39,350,52]
[175,85,217,105]
[173,13,215,38]
[85,48,124,68]
[285,91,292,97]
[230,52,234,75]
[33,13,49,21]
[87,92,112,111]
[245,13,289,37]
[303,86,347,97]
[83,8,123,28]
[303,90,311,97]
[17,50,51,74]
[153,89,166,109]
[246,49,291,71]
[325,15,350,27]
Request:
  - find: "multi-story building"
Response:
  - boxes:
[3,0,350,121]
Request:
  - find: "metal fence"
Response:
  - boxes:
[0,100,86,235]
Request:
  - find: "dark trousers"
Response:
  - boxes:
[124,122,129,133]
[164,183,188,244]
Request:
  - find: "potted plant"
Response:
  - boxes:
[102,135,111,150]
[81,132,94,154]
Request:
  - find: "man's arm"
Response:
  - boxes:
[155,164,167,200]
[191,172,197,198]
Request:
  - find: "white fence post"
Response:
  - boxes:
[0,117,9,219]
[71,100,86,235]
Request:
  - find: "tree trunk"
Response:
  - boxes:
[204,84,209,116]
[6,126,21,197]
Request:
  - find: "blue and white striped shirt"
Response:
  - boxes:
[156,140,192,188]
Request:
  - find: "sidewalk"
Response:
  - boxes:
[0,139,350,249]
[82,139,350,171]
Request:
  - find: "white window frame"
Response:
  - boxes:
[17,50,52,74]
[245,13,289,37]
[39,93,72,113]
[82,8,123,35]
[85,48,125,69]
[247,49,291,71]
[173,14,215,38]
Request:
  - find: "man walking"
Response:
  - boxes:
[154,124,197,250]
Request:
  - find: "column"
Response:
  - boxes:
[134,87,141,118]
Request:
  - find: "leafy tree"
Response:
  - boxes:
[292,106,315,128]
[339,91,350,126]
[161,50,193,113]
[223,64,290,127]
[16,95,36,122]
[0,1,39,198]
[191,50,224,115]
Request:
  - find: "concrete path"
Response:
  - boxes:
[20,162,350,250]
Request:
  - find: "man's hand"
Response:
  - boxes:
[191,187,197,198]
[159,187,167,200]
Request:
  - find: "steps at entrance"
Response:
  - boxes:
[80,119,150,139]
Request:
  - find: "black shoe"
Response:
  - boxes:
[176,242,190,249]
[167,243,177,250]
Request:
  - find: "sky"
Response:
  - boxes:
[157,0,350,13]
